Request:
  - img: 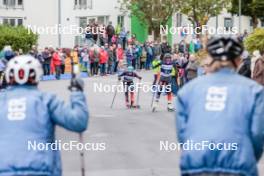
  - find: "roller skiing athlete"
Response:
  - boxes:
[0,55,89,176]
[176,36,264,176]
[152,53,175,112]
[118,66,142,109]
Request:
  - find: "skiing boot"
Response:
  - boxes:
[130,101,140,109]
[152,100,159,112]
[167,102,175,112]
[126,101,130,109]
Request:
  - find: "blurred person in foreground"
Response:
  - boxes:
[0,55,89,176]
[176,36,264,176]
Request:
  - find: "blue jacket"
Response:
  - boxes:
[176,68,264,176]
[0,85,89,176]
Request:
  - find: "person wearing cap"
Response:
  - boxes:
[152,53,176,112]
[176,36,264,176]
[0,55,88,176]
[118,66,142,108]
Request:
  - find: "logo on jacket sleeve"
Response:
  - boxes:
[8,98,27,121]
[205,87,227,111]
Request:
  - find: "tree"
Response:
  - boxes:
[245,28,264,53]
[179,0,231,27]
[119,0,180,40]
[229,0,264,29]
[0,25,38,53]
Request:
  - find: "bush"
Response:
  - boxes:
[244,28,264,54]
[0,25,38,53]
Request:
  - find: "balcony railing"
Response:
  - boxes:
[0,4,24,9]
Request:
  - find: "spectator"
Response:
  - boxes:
[153,41,161,58]
[119,27,127,49]
[89,45,100,76]
[59,48,66,74]
[116,44,124,72]
[99,46,108,76]
[161,39,172,60]
[85,23,94,47]
[107,45,114,74]
[92,22,99,44]
[145,42,153,70]
[140,46,147,69]
[126,44,134,66]
[52,49,61,80]
[185,54,199,82]
[106,21,115,45]
[42,47,52,75]
[81,48,90,75]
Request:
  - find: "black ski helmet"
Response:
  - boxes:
[207,36,244,61]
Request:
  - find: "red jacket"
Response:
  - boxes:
[52,52,61,66]
[99,49,108,64]
[116,48,124,61]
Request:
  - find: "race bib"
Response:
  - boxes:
[8,98,27,121]
[205,87,227,111]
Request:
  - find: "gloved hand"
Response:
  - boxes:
[68,77,84,92]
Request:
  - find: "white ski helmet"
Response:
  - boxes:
[5,55,43,85]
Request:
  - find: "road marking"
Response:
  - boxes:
[92,114,114,118]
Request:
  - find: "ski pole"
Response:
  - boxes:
[70,56,86,176]
[151,89,156,107]
[110,80,119,108]
[136,79,141,107]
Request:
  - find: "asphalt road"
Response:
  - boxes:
[39,70,264,176]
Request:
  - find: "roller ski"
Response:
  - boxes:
[167,102,175,112]
[126,100,140,109]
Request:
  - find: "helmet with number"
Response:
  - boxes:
[5,55,43,85]
[207,36,244,61]
[127,66,134,72]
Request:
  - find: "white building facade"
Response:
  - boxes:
[171,9,264,44]
[0,0,263,47]
[0,0,130,48]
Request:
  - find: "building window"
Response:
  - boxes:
[17,18,23,25]
[3,18,9,24]
[98,16,108,25]
[2,18,23,26]
[79,17,87,29]
[1,0,23,9]
[176,13,182,27]
[261,19,264,27]
[17,0,22,5]
[224,18,232,30]
[74,0,92,9]
[9,18,15,26]
[117,16,124,27]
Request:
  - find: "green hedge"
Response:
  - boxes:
[245,28,264,54]
[0,25,38,53]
